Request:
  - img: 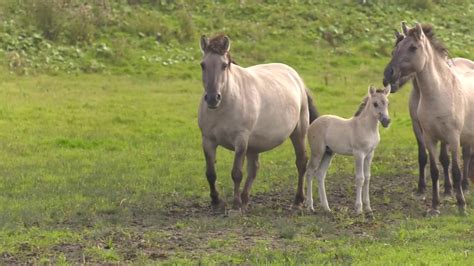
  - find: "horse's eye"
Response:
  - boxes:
[409,45,417,52]
[222,63,227,70]
[200,62,205,70]
[373,102,379,108]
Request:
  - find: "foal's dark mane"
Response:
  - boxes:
[205,34,238,65]
[354,89,385,117]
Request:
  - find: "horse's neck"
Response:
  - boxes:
[354,107,379,132]
[415,51,458,102]
[219,64,252,111]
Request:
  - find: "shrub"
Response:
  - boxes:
[25,0,64,41]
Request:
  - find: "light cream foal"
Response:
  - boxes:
[305,86,391,215]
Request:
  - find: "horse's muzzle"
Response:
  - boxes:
[204,93,221,109]
[380,117,391,128]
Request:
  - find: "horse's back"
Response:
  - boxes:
[308,115,354,154]
[246,63,306,94]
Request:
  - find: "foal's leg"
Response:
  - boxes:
[449,139,466,214]
[412,119,428,194]
[290,129,308,207]
[424,136,441,214]
[202,137,221,207]
[231,136,248,210]
[461,146,471,192]
[354,152,365,215]
[305,155,321,212]
[316,153,333,213]
[241,152,259,211]
[363,151,374,214]
[440,143,452,196]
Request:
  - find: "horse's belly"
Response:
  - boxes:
[247,133,289,153]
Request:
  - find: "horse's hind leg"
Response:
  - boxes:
[290,127,308,208]
[440,143,452,196]
[316,153,333,213]
[448,139,466,214]
[241,152,259,211]
[202,137,222,209]
[305,155,320,212]
[461,146,471,192]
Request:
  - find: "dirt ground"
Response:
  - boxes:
[3,172,464,264]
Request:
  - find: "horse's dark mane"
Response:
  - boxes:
[407,24,448,58]
[395,34,404,47]
[206,34,238,65]
[354,89,385,117]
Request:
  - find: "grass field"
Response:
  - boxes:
[0,0,474,264]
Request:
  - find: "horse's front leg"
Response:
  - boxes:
[363,150,374,215]
[354,152,365,215]
[440,143,452,195]
[411,119,427,194]
[231,136,248,210]
[424,136,440,215]
[202,137,222,208]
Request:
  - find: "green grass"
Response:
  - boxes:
[0,0,473,264]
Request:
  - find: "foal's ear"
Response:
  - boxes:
[413,23,424,41]
[401,21,409,35]
[200,35,209,54]
[222,36,231,52]
[384,84,391,96]
[368,85,376,96]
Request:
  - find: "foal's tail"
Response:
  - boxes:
[306,89,319,124]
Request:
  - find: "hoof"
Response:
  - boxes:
[211,199,226,213]
[416,187,426,195]
[323,208,332,214]
[414,193,426,201]
[225,208,242,218]
[365,211,374,219]
[426,208,440,217]
[443,190,453,198]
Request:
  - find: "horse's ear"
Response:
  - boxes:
[223,36,231,52]
[394,30,402,39]
[401,21,409,35]
[200,35,209,54]
[413,23,424,41]
[368,85,376,96]
[384,84,391,96]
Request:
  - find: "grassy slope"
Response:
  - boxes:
[0,1,473,264]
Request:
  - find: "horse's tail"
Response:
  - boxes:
[306,89,319,124]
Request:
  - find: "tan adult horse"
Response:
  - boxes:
[305,86,391,216]
[390,29,474,195]
[198,34,318,211]
[383,23,474,215]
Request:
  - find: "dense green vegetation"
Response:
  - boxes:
[0,0,473,264]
